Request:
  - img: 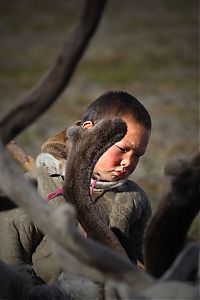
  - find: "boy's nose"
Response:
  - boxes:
[120,153,137,169]
[120,157,131,168]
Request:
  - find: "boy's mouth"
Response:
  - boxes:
[112,170,126,177]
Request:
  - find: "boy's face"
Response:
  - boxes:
[92,115,150,181]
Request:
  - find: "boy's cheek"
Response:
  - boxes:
[128,161,139,175]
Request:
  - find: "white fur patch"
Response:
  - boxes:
[36,153,66,176]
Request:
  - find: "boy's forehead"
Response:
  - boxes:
[121,114,150,132]
[121,118,150,149]
[121,115,140,131]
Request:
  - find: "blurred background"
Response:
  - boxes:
[0,0,199,238]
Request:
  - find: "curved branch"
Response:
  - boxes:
[0,0,108,145]
[50,205,153,289]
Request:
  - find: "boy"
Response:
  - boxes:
[0,91,152,283]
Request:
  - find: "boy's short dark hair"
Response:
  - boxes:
[80,91,151,130]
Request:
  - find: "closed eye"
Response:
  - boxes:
[115,145,127,153]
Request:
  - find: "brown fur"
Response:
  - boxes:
[0,260,69,299]
[63,118,129,258]
[144,152,200,278]
[41,129,69,160]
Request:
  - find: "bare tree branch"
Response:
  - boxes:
[105,281,150,300]
[50,212,153,289]
[0,0,108,145]
[142,280,199,299]
[6,140,35,171]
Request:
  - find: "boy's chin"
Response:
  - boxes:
[93,172,126,182]
[106,175,125,182]
[111,174,129,182]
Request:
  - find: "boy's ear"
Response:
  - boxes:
[82,121,93,129]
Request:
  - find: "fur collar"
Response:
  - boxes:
[91,178,127,192]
